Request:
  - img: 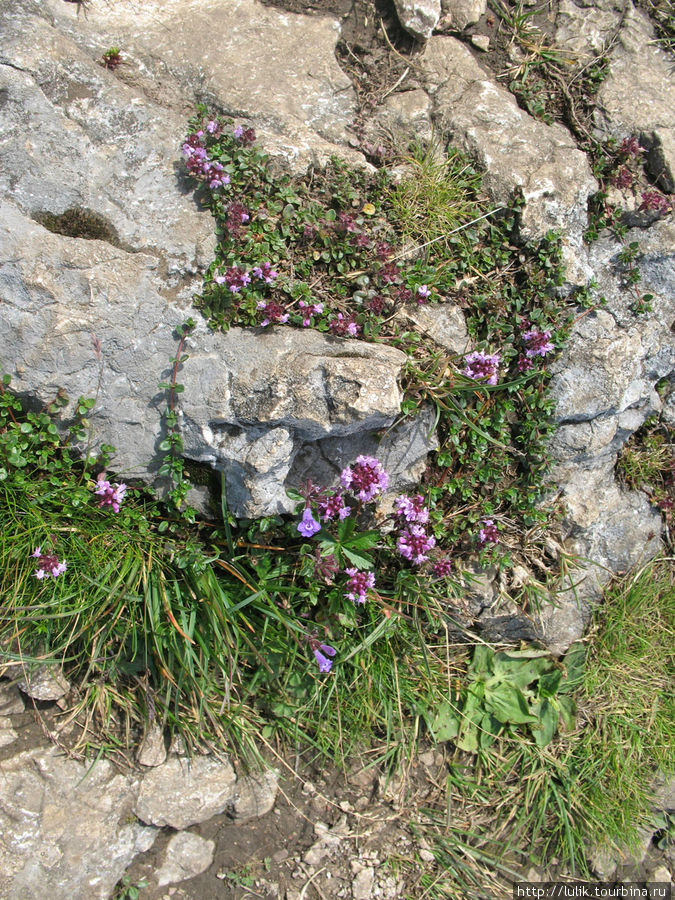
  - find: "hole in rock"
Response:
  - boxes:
[33,207,121,247]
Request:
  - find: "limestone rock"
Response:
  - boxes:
[41,0,358,173]
[0,683,26,716]
[0,717,18,749]
[395,302,469,355]
[554,0,626,65]
[422,36,596,265]
[442,0,487,31]
[135,755,237,829]
[155,831,215,887]
[137,723,167,768]
[16,665,70,702]
[372,89,434,147]
[180,328,407,517]
[1,200,409,518]
[288,406,439,504]
[229,771,279,822]
[393,0,442,40]
[596,5,675,191]
[0,746,156,900]
[352,866,376,900]
[538,219,675,653]
[471,34,491,52]
[0,3,215,274]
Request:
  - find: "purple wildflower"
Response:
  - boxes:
[378,261,401,285]
[32,547,67,580]
[95,475,127,512]
[313,643,337,673]
[522,329,554,358]
[416,285,431,304]
[329,312,361,338]
[252,262,278,284]
[340,456,389,503]
[639,190,673,214]
[611,166,634,190]
[432,556,453,578]
[344,567,375,605]
[298,300,324,327]
[233,124,256,145]
[257,300,289,327]
[353,233,371,250]
[517,354,534,373]
[336,212,357,233]
[312,549,339,584]
[464,350,501,386]
[297,507,321,538]
[206,120,219,134]
[396,525,436,565]
[319,491,352,522]
[394,494,429,525]
[478,519,499,545]
[375,241,392,261]
[619,136,644,158]
[224,201,250,239]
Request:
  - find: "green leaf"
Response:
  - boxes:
[559,641,586,693]
[469,645,494,678]
[486,683,537,725]
[341,547,374,570]
[431,701,460,742]
[538,668,563,698]
[557,695,577,731]
[532,698,558,748]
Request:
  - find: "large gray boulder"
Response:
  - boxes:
[421,36,597,281]
[37,0,359,172]
[1,199,409,517]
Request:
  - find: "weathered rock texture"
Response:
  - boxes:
[134,754,238,829]
[155,831,215,887]
[595,5,675,192]
[421,36,597,279]
[441,0,487,31]
[0,747,156,900]
[393,0,442,40]
[0,727,279,899]
[541,220,675,652]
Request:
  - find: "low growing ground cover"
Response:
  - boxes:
[1,114,672,886]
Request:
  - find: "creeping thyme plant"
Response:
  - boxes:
[2,108,597,763]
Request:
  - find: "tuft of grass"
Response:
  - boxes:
[387,143,485,257]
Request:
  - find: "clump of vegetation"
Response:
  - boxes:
[618,412,675,541]
[101,46,123,70]
[406,559,674,895]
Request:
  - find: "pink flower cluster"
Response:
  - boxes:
[344,567,375,604]
[319,491,351,523]
[95,475,127,513]
[394,494,435,565]
[32,547,67,580]
[464,350,501,385]
[340,456,389,503]
[478,519,499,545]
[182,132,229,189]
[257,300,289,327]
[329,313,361,338]
[522,328,554,358]
[639,191,673,214]
[298,300,324,327]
